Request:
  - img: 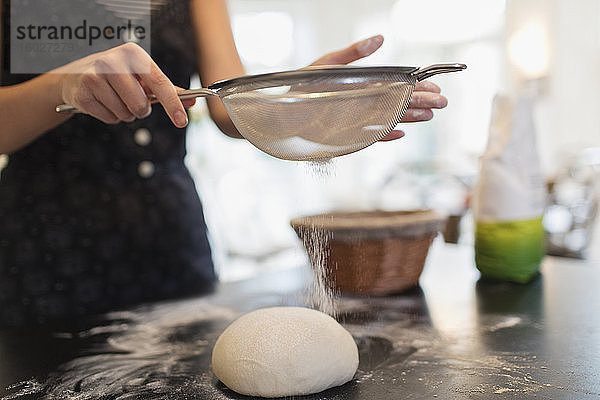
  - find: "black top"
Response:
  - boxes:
[0,0,216,327]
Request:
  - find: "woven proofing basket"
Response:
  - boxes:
[291,210,446,295]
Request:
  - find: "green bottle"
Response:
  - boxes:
[474,94,546,283]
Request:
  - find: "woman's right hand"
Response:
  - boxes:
[55,42,191,127]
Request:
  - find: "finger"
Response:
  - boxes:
[415,80,441,93]
[409,91,447,109]
[138,80,152,96]
[139,62,188,128]
[173,86,196,108]
[70,86,119,124]
[379,130,405,141]
[401,109,434,123]
[95,79,136,122]
[141,82,189,98]
[312,35,384,66]
[142,82,195,108]
[182,98,196,108]
[84,96,121,124]
[121,45,187,126]
[106,73,152,119]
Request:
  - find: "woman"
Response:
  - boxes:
[0,0,448,327]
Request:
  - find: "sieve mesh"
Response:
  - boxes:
[219,72,417,161]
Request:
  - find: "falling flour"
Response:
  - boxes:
[298,158,338,316]
[301,222,337,316]
[306,159,335,179]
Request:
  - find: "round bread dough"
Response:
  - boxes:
[211,306,358,398]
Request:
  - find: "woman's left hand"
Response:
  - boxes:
[310,35,448,141]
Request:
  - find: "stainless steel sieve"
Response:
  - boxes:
[56,63,466,161]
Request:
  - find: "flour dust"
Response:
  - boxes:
[306,159,336,179]
[301,223,337,316]
[300,158,338,316]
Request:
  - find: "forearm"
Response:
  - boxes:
[190,0,245,138]
[0,73,71,154]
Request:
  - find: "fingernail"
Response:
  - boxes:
[357,35,383,56]
[174,110,188,127]
[142,106,152,118]
[435,96,448,108]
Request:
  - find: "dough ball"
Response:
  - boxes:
[211,306,358,398]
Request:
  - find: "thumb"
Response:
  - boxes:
[311,35,384,66]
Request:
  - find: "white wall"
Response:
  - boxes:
[545,0,600,173]
[504,0,600,174]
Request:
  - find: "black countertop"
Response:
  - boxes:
[1,242,599,399]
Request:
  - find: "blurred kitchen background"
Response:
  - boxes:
[2,0,594,280]
[181,0,600,281]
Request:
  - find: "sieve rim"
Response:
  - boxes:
[208,66,420,92]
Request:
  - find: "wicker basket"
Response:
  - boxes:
[290,210,446,295]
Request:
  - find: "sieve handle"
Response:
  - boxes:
[55,87,218,114]
[413,63,467,81]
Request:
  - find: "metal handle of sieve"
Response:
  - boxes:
[55,87,219,114]
[413,63,467,82]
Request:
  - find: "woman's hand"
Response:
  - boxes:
[310,35,448,141]
[0,42,198,153]
[379,80,448,141]
[56,42,194,127]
